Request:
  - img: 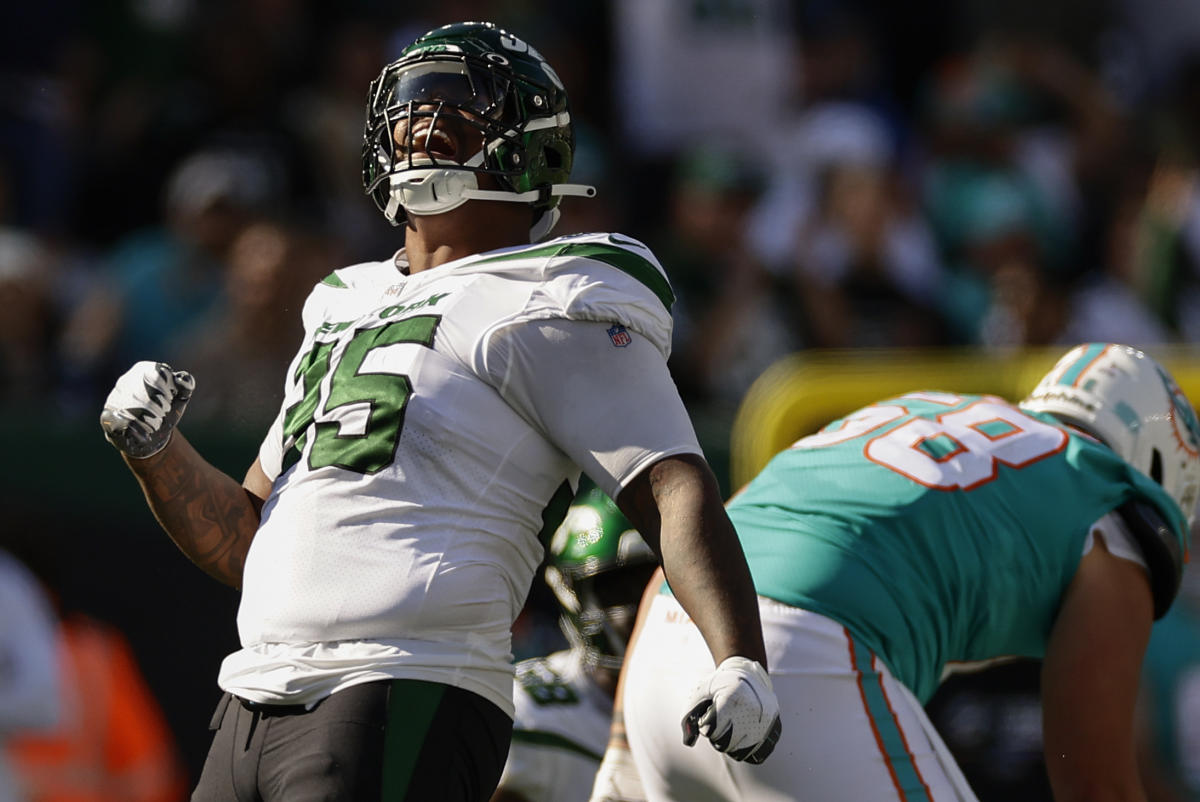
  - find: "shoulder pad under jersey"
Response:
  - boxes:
[301,259,401,331]
[1117,498,1185,619]
[469,232,676,357]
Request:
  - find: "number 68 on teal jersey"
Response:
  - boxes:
[727,392,1188,702]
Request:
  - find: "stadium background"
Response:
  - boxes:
[4,0,1200,797]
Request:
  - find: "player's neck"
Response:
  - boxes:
[403,201,532,274]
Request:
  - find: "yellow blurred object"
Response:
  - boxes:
[730,346,1200,491]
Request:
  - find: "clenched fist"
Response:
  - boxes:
[100,361,195,459]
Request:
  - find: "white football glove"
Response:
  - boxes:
[681,656,782,764]
[100,361,195,459]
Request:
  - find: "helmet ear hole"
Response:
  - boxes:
[1151,449,1164,485]
[544,146,563,170]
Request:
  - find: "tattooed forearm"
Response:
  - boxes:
[125,439,260,589]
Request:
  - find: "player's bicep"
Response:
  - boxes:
[1041,537,1153,801]
[484,319,701,499]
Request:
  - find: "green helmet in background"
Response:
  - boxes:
[361,21,594,240]
[545,486,660,671]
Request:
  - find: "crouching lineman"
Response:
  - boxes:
[492,483,660,802]
[594,343,1200,802]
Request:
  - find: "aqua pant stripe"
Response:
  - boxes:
[381,679,446,800]
[845,628,933,801]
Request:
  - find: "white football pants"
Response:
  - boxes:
[622,593,979,802]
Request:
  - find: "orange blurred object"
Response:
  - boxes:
[6,616,187,802]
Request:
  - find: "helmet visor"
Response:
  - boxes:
[371,60,512,122]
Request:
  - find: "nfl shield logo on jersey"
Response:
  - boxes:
[607,324,632,347]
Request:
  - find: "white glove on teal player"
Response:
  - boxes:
[681,656,782,764]
[100,361,195,459]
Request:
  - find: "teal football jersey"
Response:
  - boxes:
[727,392,1188,702]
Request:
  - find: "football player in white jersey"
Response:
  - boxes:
[492,484,659,802]
[99,21,780,802]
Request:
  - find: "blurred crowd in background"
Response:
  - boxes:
[5,0,1200,430]
[5,0,1200,799]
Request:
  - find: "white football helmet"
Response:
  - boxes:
[1020,343,1200,526]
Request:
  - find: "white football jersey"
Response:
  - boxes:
[498,649,613,802]
[217,233,700,715]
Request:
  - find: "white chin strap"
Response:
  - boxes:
[384,155,596,240]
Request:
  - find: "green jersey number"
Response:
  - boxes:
[281,315,441,474]
[515,659,580,706]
